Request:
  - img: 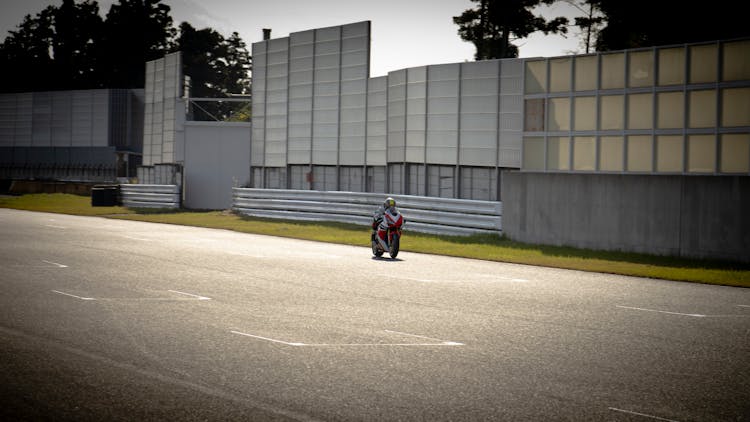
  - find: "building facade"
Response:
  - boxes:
[249,22,750,201]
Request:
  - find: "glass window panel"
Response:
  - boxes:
[574,96,596,130]
[550,57,572,93]
[601,53,625,89]
[524,99,545,131]
[547,136,570,170]
[658,47,685,86]
[548,97,570,131]
[687,135,716,173]
[627,135,653,172]
[629,50,654,88]
[599,136,624,171]
[523,136,545,170]
[627,93,653,129]
[657,92,684,129]
[722,40,750,82]
[573,136,596,171]
[656,135,684,172]
[690,44,718,84]
[525,60,547,94]
[721,87,750,127]
[599,95,624,130]
[720,133,750,173]
[574,55,597,91]
[689,90,716,128]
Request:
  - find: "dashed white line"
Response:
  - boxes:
[52,290,95,301]
[616,305,706,318]
[231,329,463,347]
[44,224,66,229]
[42,260,68,268]
[738,305,750,308]
[168,290,212,301]
[121,235,153,241]
[608,407,680,422]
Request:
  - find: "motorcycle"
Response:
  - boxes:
[371,207,404,259]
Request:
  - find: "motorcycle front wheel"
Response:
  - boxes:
[389,233,400,259]
[371,233,383,257]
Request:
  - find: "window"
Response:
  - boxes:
[574,55,598,91]
[601,53,625,89]
[721,87,750,127]
[628,93,653,129]
[523,137,545,170]
[627,135,653,172]
[599,95,624,130]
[599,136,624,171]
[550,58,572,93]
[548,97,570,131]
[689,44,718,84]
[574,96,596,131]
[524,99,545,131]
[525,60,547,94]
[687,135,716,173]
[722,39,750,82]
[629,50,654,88]
[656,135,684,172]
[689,90,716,128]
[657,92,684,129]
[720,133,750,173]
[547,136,570,170]
[573,136,596,171]
[658,47,685,86]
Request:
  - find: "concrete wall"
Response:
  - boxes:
[501,172,750,263]
[183,122,251,209]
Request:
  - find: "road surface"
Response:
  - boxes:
[0,209,748,421]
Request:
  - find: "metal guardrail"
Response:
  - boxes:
[232,188,502,236]
[120,184,180,209]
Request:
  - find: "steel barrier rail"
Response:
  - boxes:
[120,184,180,209]
[232,188,502,236]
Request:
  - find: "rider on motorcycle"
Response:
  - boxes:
[372,197,401,244]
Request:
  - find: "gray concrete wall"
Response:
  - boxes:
[501,172,750,263]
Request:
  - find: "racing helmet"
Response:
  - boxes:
[383,197,396,210]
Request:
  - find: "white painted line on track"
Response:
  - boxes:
[231,331,305,346]
[617,305,706,318]
[168,290,211,300]
[121,235,153,241]
[738,305,750,308]
[42,260,68,268]
[608,407,680,422]
[52,290,95,301]
[231,329,463,347]
[44,224,66,229]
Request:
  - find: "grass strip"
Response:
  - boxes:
[1,193,748,288]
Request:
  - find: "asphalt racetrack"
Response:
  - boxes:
[1,208,748,421]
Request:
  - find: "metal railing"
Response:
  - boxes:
[120,184,180,209]
[233,188,502,236]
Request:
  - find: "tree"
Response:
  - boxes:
[454,0,569,60]
[173,22,251,121]
[0,10,56,92]
[564,0,604,54]
[594,0,750,52]
[102,0,176,88]
[50,0,104,89]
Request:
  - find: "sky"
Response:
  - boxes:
[0,0,585,77]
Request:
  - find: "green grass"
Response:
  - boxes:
[2,193,748,288]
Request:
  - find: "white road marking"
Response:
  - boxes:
[394,275,528,284]
[231,329,464,347]
[52,290,95,301]
[45,224,66,229]
[121,235,153,241]
[42,260,68,268]
[738,305,750,308]
[168,290,211,300]
[617,305,706,318]
[608,407,680,422]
